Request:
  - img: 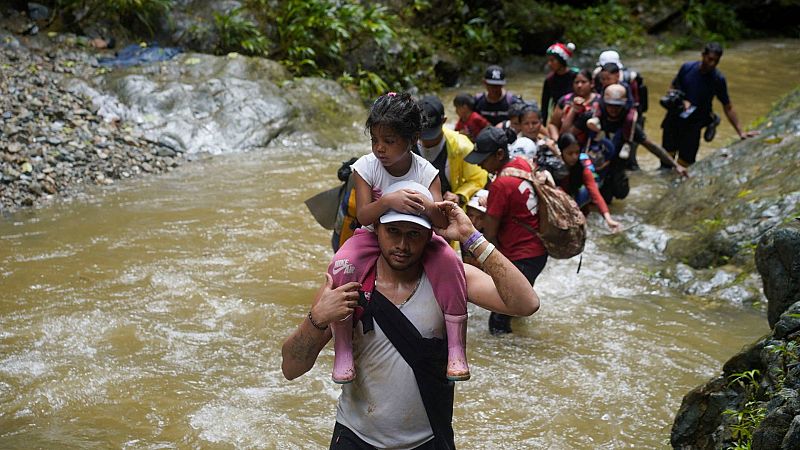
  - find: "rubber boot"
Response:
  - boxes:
[331,315,355,384]
[444,313,470,381]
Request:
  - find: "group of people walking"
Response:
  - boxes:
[282,41,757,449]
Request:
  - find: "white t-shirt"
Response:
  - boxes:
[351,152,439,198]
[351,152,439,230]
[336,274,441,449]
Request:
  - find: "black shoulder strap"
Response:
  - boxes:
[365,290,456,450]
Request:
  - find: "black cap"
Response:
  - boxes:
[484,65,506,86]
[464,127,507,165]
[419,95,445,140]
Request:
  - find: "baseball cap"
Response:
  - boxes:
[379,181,433,229]
[484,65,506,86]
[466,189,489,213]
[464,127,508,165]
[603,83,627,106]
[419,95,445,140]
[598,50,623,69]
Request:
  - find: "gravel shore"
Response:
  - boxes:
[1,26,185,214]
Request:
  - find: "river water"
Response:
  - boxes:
[1,40,798,449]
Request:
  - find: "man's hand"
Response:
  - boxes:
[739,130,760,140]
[673,163,689,178]
[433,201,476,242]
[311,274,361,327]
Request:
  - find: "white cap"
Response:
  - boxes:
[598,50,623,69]
[466,189,489,213]
[508,136,538,161]
[379,181,434,229]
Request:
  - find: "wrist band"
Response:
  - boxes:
[463,230,483,250]
[477,243,495,265]
[308,311,327,331]
[468,236,487,255]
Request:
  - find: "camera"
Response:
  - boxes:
[659,89,685,112]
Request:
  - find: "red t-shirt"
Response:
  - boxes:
[486,157,547,261]
[455,111,490,141]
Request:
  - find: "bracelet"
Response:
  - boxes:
[477,243,495,265]
[468,236,487,255]
[463,230,483,251]
[307,311,328,331]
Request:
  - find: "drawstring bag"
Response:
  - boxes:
[499,166,586,259]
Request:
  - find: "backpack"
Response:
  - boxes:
[498,166,586,259]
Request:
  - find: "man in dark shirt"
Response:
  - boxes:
[661,42,758,166]
[474,65,522,126]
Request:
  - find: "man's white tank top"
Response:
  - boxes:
[335,273,443,449]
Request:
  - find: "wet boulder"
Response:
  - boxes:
[756,220,800,328]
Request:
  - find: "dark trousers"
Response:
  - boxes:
[488,255,548,334]
[661,114,704,166]
[330,422,437,450]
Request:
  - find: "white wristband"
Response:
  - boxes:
[477,243,495,265]
[468,236,487,254]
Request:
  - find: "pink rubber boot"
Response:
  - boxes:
[331,315,355,384]
[444,313,470,381]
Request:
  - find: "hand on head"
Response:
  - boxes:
[384,188,427,214]
[432,201,476,242]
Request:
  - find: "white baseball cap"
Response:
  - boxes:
[379,181,434,229]
[466,189,489,214]
[598,50,623,69]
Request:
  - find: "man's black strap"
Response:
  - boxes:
[367,289,456,450]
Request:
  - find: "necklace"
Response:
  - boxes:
[377,271,423,309]
[396,277,423,309]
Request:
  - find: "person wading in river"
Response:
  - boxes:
[281,186,540,450]
[661,42,758,167]
[464,127,549,335]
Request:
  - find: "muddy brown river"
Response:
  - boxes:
[1,39,799,448]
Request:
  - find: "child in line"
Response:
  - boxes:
[328,92,470,383]
[454,93,490,142]
[557,133,621,233]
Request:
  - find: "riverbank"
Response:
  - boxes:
[0,27,187,214]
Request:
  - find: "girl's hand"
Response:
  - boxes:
[371,187,383,201]
[605,217,622,233]
[383,189,425,214]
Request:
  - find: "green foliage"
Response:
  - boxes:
[684,0,744,43]
[56,0,172,35]
[723,401,767,450]
[213,8,269,56]
[505,0,646,50]
[727,369,761,393]
[420,0,520,63]
[555,1,647,49]
[724,370,766,450]
[693,216,725,235]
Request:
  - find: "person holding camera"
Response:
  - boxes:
[660,42,758,167]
